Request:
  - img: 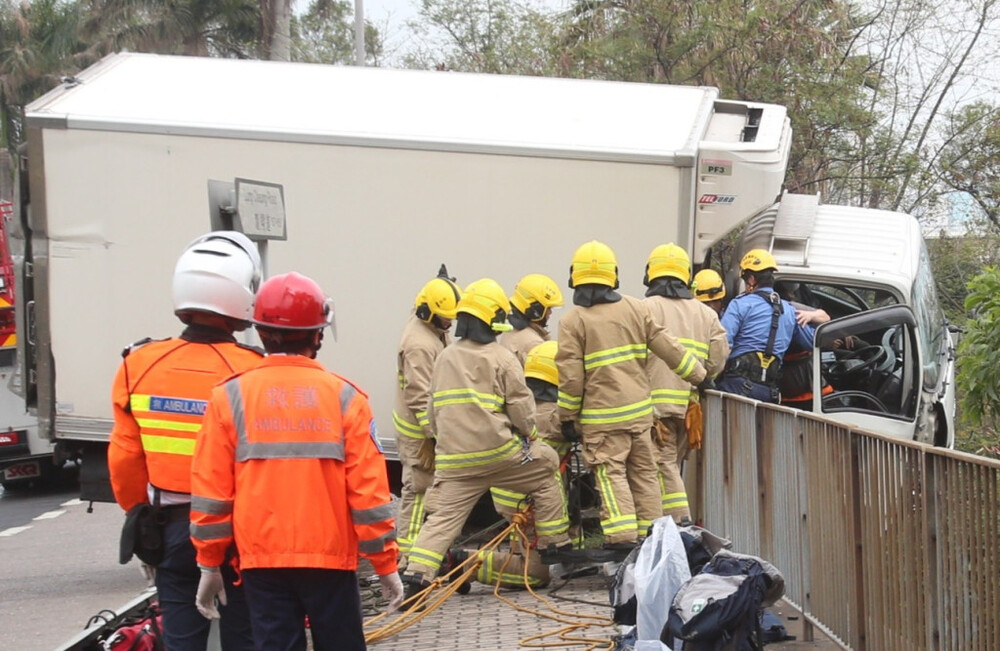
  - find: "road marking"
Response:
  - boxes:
[34,510,66,520]
[0,526,32,537]
[61,498,83,507]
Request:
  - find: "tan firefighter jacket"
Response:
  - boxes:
[429,338,536,478]
[500,323,549,367]
[393,314,448,440]
[557,295,707,435]
[644,296,730,418]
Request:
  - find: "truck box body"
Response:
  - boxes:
[17,53,790,481]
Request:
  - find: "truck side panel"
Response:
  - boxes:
[33,127,685,451]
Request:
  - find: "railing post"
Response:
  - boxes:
[849,432,867,650]
[922,450,941,649]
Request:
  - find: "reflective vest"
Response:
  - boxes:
[109,337,262,510]
[190,355,398,575]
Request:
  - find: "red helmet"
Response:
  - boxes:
[252,272,333,331]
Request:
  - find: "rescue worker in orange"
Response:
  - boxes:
[641,244,728,523]
[393,271,462,560]
[499,274,563,366]
[402,279,571,597]
[691,269,727,317]
[190,272,402,650]
[556,241,711,550]
[109,231,260,650]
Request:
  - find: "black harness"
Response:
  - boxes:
[725,291,784,385]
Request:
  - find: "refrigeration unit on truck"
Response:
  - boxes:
[16,52,792,500]
[736,192,957,446]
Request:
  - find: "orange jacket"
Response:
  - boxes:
[190,355,398,576]
[108,331,263,511]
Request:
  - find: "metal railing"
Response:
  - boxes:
[696,392,1000,650]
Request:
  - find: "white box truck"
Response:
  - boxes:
[12,52,796,499]
[736,193,957,446]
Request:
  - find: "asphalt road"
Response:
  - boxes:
[0,473,145,649]
[0,464,82,531]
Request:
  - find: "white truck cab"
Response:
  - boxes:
[737,193,956,446]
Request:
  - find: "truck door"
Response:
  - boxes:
[812,305,925,442]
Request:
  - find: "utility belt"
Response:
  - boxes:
[724,351,782,386]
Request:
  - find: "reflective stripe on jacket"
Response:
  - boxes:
[429,338,536,477]
[644,296,730,418]
[190,355,398,575]
[109,337,262,510]
[499,323,548,367]
[556,295,708,434]
[393,315,447,439]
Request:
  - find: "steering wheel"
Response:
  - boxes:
[822,390,889,413]
[827,345,888,384]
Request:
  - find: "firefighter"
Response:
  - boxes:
[108,231,260,650]
[480,340,571,589]
[402,279,571,596]
[718,250,815,403]
[556,241,711,549]
[692,269,727,316]
[190,272,402,650]
[499,274,564,366]
[775,281,834,410]
[642,244,729,523]
[393,272,462,560]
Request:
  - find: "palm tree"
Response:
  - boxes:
[1,0,97,153]
[92,0,260,57]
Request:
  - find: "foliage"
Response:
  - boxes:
[90,0,260,57]
[956,266,1000,431]
[0,0,94,151]
[937,101,1000,230]
[292,0,383,65]
[402,0,561,74]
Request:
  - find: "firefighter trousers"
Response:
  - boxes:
[473,547,551,588]
[653,416,691,521]
[405,440,570,580]
[581,429,662,544]
[395,434,435,558]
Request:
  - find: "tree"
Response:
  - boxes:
[403,0,561,74]
[956,265,1000,454]
[936,101,1000,230]
[292,0,382,65]
[91,0,260,57]
[260,0,292,60]
[1,0,93,153]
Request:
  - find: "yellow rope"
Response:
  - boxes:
[363,508,618,649]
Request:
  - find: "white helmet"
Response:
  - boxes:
[172,231,262,324]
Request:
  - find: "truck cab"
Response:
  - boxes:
[736,193,956,446]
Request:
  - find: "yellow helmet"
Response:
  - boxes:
[524,340,558,386]
[692,269,726,302]
[457,278,512,328]
[740,249,778,273]
[511,274,564,320]
[569,240,618,288]
[644,243,691,285]
[415,277,463,321]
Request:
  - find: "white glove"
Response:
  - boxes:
[195,566,227,620]
[139,562,156,587]
[379,572,404,613]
